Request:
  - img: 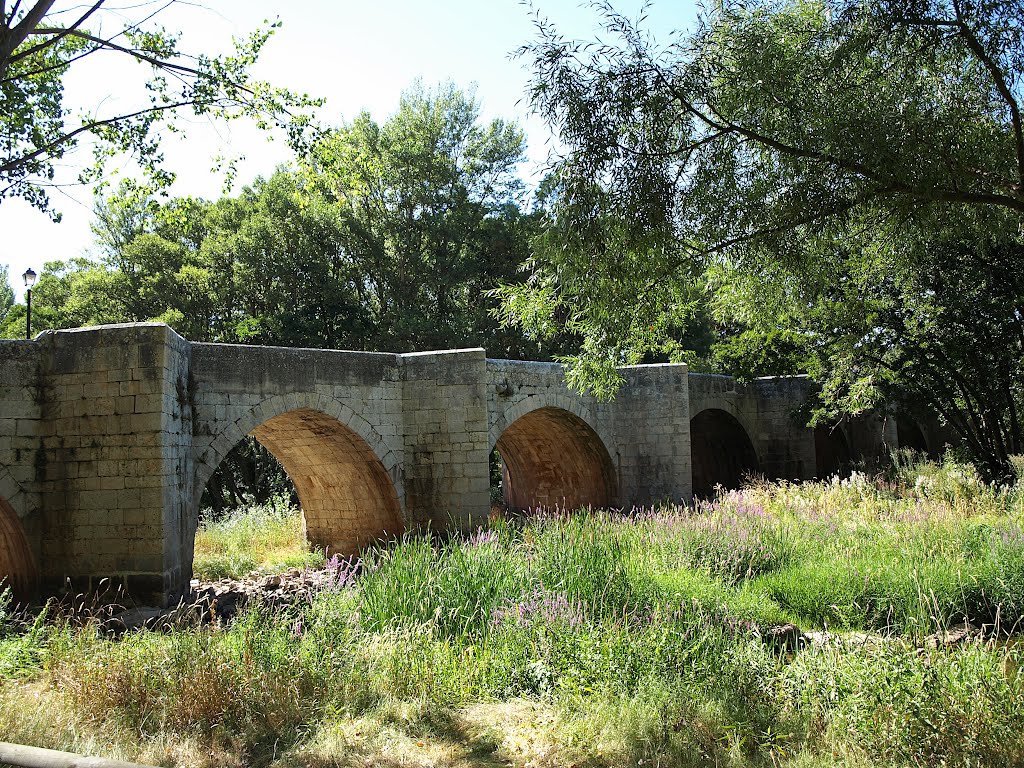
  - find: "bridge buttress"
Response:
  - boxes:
[399,349,491,534]
[746,377,817,482]
[33,323,192,605]
[614,363,692,507]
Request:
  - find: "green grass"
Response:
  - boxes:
[2,455,1024,766]
[192,494,325,580]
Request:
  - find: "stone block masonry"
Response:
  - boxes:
[401,349,491,533]
[28,324,191,603]
[0,339,41,599]
[0,323,919,606]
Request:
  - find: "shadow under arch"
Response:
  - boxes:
[814,425,852,478]
[195,407,404,559]
[896,417,930,456]
[493,406,617,512]
[0,495,37,602]
[690,408,759,500]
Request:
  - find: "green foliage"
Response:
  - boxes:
[708,326,808,381]
[531,514,651,612]
[791,641,1024,764]
[7,466,1024,765]
[0,598,49,679]
[47,606,319,755]
[0,265,12,330]
[9,83,556,360]
[502,0,1024,474]
[200,437,296,517]
[0,3,321,218]
[358,534,530,640]
[304,81,548,354]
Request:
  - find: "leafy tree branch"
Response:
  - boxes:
[0,0,322,219]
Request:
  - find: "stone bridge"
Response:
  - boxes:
[0,324,928,605]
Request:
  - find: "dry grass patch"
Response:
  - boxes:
[282,700,560,768]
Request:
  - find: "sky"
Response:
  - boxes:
[0,0,697,298]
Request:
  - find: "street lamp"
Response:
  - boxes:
[22,267,36,339]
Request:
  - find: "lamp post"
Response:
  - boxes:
[22,267,36,339]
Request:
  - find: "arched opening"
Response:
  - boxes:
[0,497,37,602]
[690,408,759,500]
[814,425,852,478]
[197,408,403,567]
[202,438,297,517]
[493,406,617,513]
[896,417,930,456]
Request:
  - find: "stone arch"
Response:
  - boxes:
[0,466,32,522]
[896,417,930,456]
[690,408,759,500]
[192,394,403,558]
[491,401,617,512]
[0,495,37,602]
[814,425,852,478]
[489,393,612,454]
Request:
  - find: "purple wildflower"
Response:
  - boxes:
[468,528,498,547]
[491,588,586,630]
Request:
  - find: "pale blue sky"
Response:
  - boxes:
[1,0,697,297]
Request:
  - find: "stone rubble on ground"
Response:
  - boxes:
[105,567,346,630]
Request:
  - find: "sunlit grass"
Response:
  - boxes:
[2,455,1024,766]
[192,494,325,580]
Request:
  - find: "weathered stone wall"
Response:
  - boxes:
[614,364,691,506]
[189,342,405,507]
[688,374,816,482]
[188,342,408,571]
[399,349,491,532]
[485,360,691,508]
[0,341,41,527]
[744,377,818,481]
[5,322,928,606]
[0,340,42,597]
[31,324,192,603]
[486,360,619,510]
[486,360,617,453]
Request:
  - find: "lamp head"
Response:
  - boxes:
[22,267,36,289]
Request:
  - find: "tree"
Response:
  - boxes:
[14,80,545,355]
[722,211,1024,481]
[0,264,13,330]
[0,1,320,219]
[501,0,1024,479]
[307,81,540,353]
[0,257,118,337]
[1,172,368,345]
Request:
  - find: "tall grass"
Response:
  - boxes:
[193,494,325,579]
[2,455,1024,766]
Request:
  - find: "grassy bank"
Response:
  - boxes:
[2,456,1024,767]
